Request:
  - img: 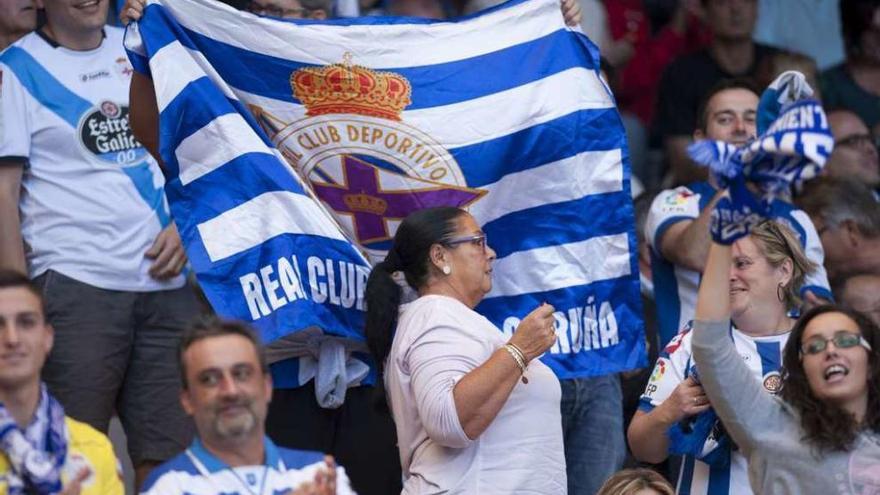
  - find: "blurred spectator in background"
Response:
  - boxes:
[822,0,880,135]
[752,0,845,71]
[646,79,832,346]
[824,109,880,191]
[244,0,333,18]
[797,177,880,281]
[756,50,821,100]
[0,0,200,487]
[604,0,707,189]
[839,274,880,326]
[0,0,36,51]
[388,0,445,17]
[653,0,781,185]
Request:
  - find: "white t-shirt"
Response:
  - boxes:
[386,294,566,494]
[639,321,790,495]
[0,28,183,291]
[645,182,831,345]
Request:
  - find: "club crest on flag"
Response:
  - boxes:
[252,53,485,255]
[124,0,647,382]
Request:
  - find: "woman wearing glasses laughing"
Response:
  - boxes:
[692,222,880,494]
[365,207,565,494]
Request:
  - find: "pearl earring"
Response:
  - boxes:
[442,265,452,275]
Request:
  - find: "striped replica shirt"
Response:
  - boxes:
[639,321,790,495]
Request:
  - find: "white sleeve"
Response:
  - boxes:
[639,327,692,410]
[402,310,487,449]
[645,186,701,256]
[0,62,32,160]
[790,209,833,299]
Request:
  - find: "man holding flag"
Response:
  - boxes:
[122,0,643,493]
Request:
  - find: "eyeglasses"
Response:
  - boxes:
[442,233,488,253]
[834,133,878,150]
[800,330,873,356]
[245,1,310,18]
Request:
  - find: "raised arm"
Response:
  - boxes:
[691,241,784,452]
[658,189,725,272]
[129,71,164,167]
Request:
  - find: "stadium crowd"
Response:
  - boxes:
[0,0,878,494]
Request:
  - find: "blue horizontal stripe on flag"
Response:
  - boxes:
[124,46,151,78]
[166,152,307,227]
[450,108,625,187]
[133,3,196,65]
[477,275,644,378]
[195,233,368,343]
[173,23,597,110]
[158,78,273,177]
[483,190,633,259]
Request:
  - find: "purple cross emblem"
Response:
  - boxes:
[311,155,485,245]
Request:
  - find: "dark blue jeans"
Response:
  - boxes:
[560,374,626,495]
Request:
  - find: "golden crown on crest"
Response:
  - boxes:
[343,192,388,215]
[291,53,412,121]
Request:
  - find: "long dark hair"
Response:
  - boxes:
[365,207,466,399]
[780,304,880,452]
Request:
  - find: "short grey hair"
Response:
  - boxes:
[797,177,880,238]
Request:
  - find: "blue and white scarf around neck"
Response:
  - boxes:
[0,384,68,494]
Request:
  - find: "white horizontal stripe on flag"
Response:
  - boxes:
[124,23,147,56]
[403,68,612,148]
[197,191,347,262]
[176,113,275,185]
[150,0,571,69]
[469,148,623,224]
[486,233,632,298]
[151,41,238,112]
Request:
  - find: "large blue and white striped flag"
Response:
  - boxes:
[125,0,645,380]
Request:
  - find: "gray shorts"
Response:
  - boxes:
[36,270,198,465]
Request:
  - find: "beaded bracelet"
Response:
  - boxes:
[504,343,529,384]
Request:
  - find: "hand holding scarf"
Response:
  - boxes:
[689,71,834,244]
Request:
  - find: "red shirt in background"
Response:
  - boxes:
[604,0,710,125]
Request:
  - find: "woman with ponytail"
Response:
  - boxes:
[366,207,565,494]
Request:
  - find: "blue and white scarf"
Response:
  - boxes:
[688,71,834,244]
[0,385,68,494]
[667,365,733,468]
